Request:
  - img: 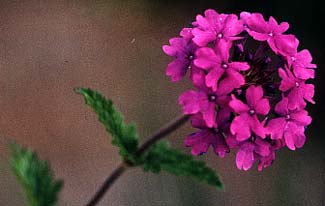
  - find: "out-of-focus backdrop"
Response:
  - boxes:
[0,0,324,205]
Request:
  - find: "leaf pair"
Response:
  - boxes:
[76,88,223,189]
[9,87,223,206]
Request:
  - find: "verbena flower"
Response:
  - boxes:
[163,28,198,82]
[192,9,243,47]
[229,85,270,141]
[163,9,316,171]
[267,97,312,150]
[185,114,230,157]
[194,41,250,92]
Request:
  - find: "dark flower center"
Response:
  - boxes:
[208,95,217,102]
[249,109,255,115]
[285,114,291,120]
[295,82,300,87]
[188,54,194,60]
[221,63,228,69]
[213,128,219,133]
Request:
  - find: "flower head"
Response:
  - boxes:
[163,9,316,171]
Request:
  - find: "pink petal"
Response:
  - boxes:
[278,68,295,92]
[178,90,207,114]
[205,68,225,91]
[274,97,289,116]
[231,113,251,141]
[202,103,216,128]
[166,59,188,82]
[277,21,290,33]
[287,88,306,110]
[216,69,245,95]
[190,114,206,129]
[162,45,177,56]
[254,98,270,115]
[185,130,211,155]
[249,115,266,138]
[222,14,244,37]
[204,9,220,23]
[216,106,231,128]
[229,94,249,113]
[246,85,264,109]
[258,151,275,171]
[274,34,299,57]
[215,39,231,62]
[247,30,269,41]
[293,66,315,80]
[194,47,220,69]
[213,133,230,158]
[229,62,250,71]
[192,28,216,47]
[254,138,271,157]
[291,110,312,126]
[195,14,209,28]
[302,83,315,104]
[266,118,286,139]
[245,13,268,33]
[284,122,306,150]
[236,143,255,170]
[180,28,193,38]
[296,49,315,67]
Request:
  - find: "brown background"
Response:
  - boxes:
[0,0,324,205]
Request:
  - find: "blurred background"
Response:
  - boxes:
[0,0,324,205]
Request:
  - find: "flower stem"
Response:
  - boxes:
[85,162,128,206]
[137,114,190,156]
[85,114,190,206]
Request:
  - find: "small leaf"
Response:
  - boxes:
[10,143,63,206]
[75,88,139,163]
[143,141,223,189]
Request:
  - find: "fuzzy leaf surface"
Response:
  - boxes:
[76,88,139,163]
[143,141,223,189]
[10,144,63,206]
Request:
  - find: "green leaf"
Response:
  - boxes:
[10,143,63,206]
[75,88,139,164]
[143,141,223,189]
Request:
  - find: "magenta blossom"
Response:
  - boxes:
[235,138,273,171]
[241,12,289,54]
[178,89,216,128]
[178,87,230,128]
[163,28,198,82]
[185,114,229,157]
[164,9,315,171]
[192,9,244,47]
[274,35,316,79]
[279,67,315,110]
[194,40,250,92]
[227,134,284,171]
[229,86,270,141]
[267,97,312,150]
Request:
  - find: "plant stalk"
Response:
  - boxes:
[85,114,189,206]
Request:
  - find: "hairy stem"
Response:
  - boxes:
[85,114,189,206]
[137,114,190,156]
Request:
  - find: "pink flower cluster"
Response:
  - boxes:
[163,9,316,171]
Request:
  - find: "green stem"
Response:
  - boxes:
[85,114,189,206]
